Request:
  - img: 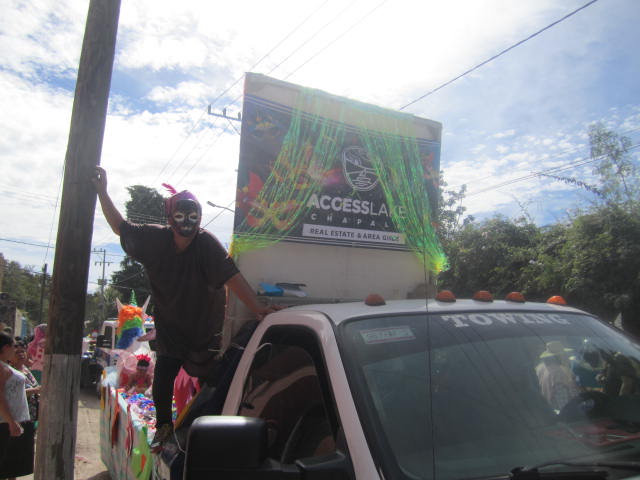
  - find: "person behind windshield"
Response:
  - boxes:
[571,341,605,391]
[599,351,640,396]
[536,341,581,412]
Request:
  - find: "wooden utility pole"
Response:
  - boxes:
[34,1,121,479]
[38,263,47,324]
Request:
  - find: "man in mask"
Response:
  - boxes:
[93,166,279,450]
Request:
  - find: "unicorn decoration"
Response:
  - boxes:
[115,292,151,351]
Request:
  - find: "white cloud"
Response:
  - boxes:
[1,0,639,289]
[493,129,516,139]
[147,81,213,107]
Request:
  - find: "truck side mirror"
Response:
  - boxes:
[184,416,286,478]
[183,416,350,479]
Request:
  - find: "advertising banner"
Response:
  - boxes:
[234,74,443,263]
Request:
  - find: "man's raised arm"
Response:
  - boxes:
[93,166,125,235]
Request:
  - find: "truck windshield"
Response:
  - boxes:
[340,310,640,480]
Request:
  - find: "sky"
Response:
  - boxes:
[0,0,639,293]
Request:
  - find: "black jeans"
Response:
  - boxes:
[152,355,184,427]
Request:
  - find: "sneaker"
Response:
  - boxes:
[151,423,173,452]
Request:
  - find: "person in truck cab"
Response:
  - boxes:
[93,166,280,450]
[536,341,581,411]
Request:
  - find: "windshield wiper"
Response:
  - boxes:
[510,461,640,480]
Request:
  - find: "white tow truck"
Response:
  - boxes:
[153,292,640,480]
[100,74,640,480]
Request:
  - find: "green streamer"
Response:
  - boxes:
[232,91,345,255]
[231,88,448,274]
[353,106,448,273]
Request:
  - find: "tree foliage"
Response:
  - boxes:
[588,122,639,211]
[108,185,164,312]
[558,207,640,331]
[437,216,541,298]
[84,287,120,333]
[437,174,474,243]
[0,255,50,327]
[125,185,166,225]
[437,125,640,334]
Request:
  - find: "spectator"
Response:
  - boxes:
[536,341,581,411]
[0,332,35,479]
[9,341,41,424]
[27,324,47,383]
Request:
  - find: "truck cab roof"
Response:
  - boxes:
[269,297,587,326]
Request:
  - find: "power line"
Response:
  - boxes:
[175,122,234,186]
[265,0,358,79]
[155,1,330,186]
[448,126,640,190]
[0,189,57,206]
[202,199,235,229]
[153,110,209,184]
[466,143,640,198]
[221,0,386,122]
[0,238,52,249]
[284,0,389,81]
[399,0,599,110]
[43,156,66,266]
[208,0,330,112]
[0,237,126,259]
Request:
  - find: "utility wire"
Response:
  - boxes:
[266,0,358,78]
[0,238,52,249]
[154,1,329,185]
[166,120,222,183]
[208,0,330,112]
[220,0,357,111]
[448,126,640,190]
[43,157,66,266]
[223,0,383,112]
[284,0,389,81]
[0,238,126,259]
[175,122,234,186]
[399,0,599,110]
[153,110,208,184]
[202,199,236,229]
[466,143,640,198]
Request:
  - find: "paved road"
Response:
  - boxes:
[23,388,111,480]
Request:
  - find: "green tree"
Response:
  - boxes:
[518,222,569,299]
[438,216,541,298]
[109,185,164,308]
[125,185,166,224]
[588,123,639,211]
[557,206,640,334]
[437,173,474,243]
[1,258,50,327]
[84,285,121,333]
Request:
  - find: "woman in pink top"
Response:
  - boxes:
[27,324,47,383]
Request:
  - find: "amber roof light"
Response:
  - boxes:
[547,295,567,305]
[473,290,494,302]
[505,292,526,303]
[365,293,386,306]
[435,290,456,302]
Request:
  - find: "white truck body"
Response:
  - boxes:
[148,297,640,480]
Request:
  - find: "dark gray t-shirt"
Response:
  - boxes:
[119,222,239,358]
